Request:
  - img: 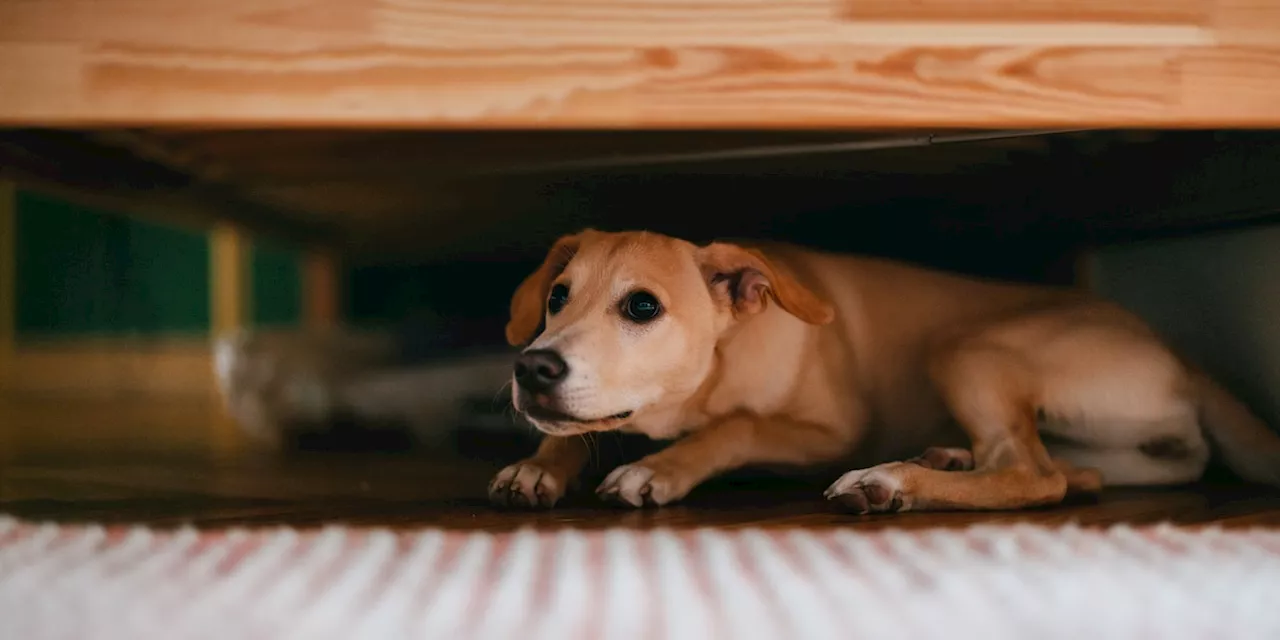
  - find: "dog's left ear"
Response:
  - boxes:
[505,232,586,346]
[696,243,835,325]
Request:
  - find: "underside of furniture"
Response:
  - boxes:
[1,128,1278,269]
[4,1,1280,263]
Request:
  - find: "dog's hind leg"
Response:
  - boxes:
[826,341,1073,513]
[825,307,1212,514]
[1045,444,1206,487]
[905,446,1103,495]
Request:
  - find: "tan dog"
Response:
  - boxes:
[489,229,1280,512]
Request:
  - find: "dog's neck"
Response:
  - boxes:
[623,307,816,440]
[618,347,722,440]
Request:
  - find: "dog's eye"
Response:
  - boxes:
[547,283,570,315]
[622,291,662,323]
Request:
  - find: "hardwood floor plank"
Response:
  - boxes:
[2,398,1277,531]
[4,456,1278,531]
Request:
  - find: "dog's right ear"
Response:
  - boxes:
[505,232,586,346]
[696,242,835,325]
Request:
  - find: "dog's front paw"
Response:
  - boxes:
[596,462,693,508]
[823,462,912,515]
[488,461,569,509]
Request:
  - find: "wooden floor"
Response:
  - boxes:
[4,453,1280,532]
[2,396,1279,531]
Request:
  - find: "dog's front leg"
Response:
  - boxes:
[489,436,591,509]
[597,412,844,507]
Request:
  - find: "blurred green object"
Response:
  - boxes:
[13,189,307,337]
[15,190,210,337]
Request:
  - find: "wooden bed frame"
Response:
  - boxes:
[2,0,1279,128]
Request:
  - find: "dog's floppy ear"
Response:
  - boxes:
[505,232,586,345]
[696,243,835,325]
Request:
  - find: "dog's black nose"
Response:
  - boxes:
[514,350,569,392]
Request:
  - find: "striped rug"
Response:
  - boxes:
[1,516,1278,640]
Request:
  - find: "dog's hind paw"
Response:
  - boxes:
[824,462,911,515]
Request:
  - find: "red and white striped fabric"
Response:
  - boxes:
[2,515,1279,640]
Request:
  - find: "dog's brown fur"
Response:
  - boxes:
[490,229,1280,512]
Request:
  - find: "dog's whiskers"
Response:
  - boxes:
[492,379,514,410]
[578,432,600,471]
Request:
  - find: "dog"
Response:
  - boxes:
[490,229,1280,512]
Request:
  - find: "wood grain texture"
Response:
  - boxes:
[1213,0,1280,45]
[0,0,1278,127]
[841,0,1207,25]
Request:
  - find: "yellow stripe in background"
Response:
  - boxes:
[210,222,251,338]
[208,222,251,455]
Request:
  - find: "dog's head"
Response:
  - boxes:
[506,230,834,435]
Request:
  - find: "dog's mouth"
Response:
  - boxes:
[520,403,633,427]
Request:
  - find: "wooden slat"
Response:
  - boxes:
[840,0,1207,24]
[0,0,1278,127]
[1213,0,1280,45]
[1179,47,1280,125]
